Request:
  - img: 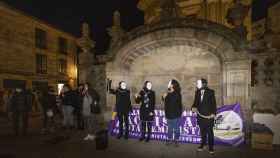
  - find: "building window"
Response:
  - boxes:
[36,54,47,74]
[35,28,47,49]
[58,37,68,54]
[58,59,67,74]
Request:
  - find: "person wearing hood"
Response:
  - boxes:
[108,80,132,139]
[191,78,217,154]
[135,81,155,142]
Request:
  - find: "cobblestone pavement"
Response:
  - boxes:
[0,116,279,158]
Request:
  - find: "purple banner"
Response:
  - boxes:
[109,103,244,146]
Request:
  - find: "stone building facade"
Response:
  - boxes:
[77,0,280,143]
[0,2,78,95]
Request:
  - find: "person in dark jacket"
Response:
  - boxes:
[108,80,132,139]
[163,79,183,146]
[74,84,84,130]
[135,81,155,142]
[41,87,56,134]
[10,88,32,136]
[191,79,217,154]
[60,84,75,129]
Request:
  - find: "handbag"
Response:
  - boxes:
[91,101,101,114]
[47,109,54,117]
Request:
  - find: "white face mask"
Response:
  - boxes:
[196,80,202,89]
[167,80,172,89]
[146,82,152,90]
[120,82,127,89]
[15,88,22,92]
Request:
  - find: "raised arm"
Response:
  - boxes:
[107,79,117,95]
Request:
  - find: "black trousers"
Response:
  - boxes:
[198,119,214,149]
[140,121,152,138]
[12,111,29,135]
[76,110,84,129]
[117,113,129,136]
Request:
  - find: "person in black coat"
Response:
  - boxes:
[108,80,132,139]
[135,81,155,142]
[163,79,183,146]
[60,84,76,129]
[74,84,84,130]
[191,78,217,154]
[10,88,32,136]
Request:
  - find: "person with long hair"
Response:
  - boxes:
[135,81,155,142]
[192,79,217,154]
[162,79,183,147]
[108,79,132,139]
[82,83,100,141]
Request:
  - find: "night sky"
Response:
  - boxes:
[2,0,277,54]
[2,0,144,54]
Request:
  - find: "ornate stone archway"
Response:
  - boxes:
[105,19,251,137]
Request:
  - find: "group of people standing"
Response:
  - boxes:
[5,83,101,141]
[108,78,216,153]
[58,83,100,141]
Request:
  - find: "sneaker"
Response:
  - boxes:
[83,134,90,141]
[117,134,122,139]
[174,141,179,147]
[145,138,150,142]
[88,134,96,140]
[197,145,205,152]
[209,148,214,154]
[139,137,145,141]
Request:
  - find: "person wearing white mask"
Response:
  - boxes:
[108,80,132,139]
[135,81,155,142]
[191,78,217,154]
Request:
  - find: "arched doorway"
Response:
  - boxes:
[105,19,251,132]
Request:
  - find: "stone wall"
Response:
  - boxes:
[251,50,280,113]
[107,45,222,109]
[0,3,78,91]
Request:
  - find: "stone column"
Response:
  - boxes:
[77,23,95,84]
[108,11,125,49]
[226,0,250,39]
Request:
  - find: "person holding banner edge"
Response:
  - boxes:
[135,81,155,142]
[192,79,217,154]
[108,79,132,140]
